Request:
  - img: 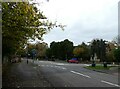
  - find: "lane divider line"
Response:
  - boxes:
[101,80,120,87]
[71,71,91,78]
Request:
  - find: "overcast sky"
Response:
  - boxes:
[35,0,119,46]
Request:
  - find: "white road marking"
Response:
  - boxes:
[39,61,44,62]
[101,80,120,87]
[71,71,91,78]
[38,64,67,70]
[84,64,90,66]
[46,65,49,67]
[62,67,67,70]
[56,63,65,65]
[54,66,67,70]
[55,66,61,68]
[41,65,45,67]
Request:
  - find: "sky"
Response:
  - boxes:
[33,0,119,46]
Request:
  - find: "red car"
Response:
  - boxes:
[68,58,79,63]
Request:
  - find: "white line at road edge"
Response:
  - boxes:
[101,80,120,87]
[71,71,91,78]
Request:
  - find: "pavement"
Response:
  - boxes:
[2,58,52,88]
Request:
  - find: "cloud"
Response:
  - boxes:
[36,0,119,46]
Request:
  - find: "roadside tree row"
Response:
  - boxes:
[2,1,64,63]
[45,39,120,63]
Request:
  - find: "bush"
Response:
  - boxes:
[114,47,120,62]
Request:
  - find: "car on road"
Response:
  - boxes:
[68,58,79,63]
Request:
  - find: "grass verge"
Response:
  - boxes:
[84,65,116,70]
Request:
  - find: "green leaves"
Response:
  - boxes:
[114,47,120,62]
[2,1,65,58]
[2,2,45,56]
[47,39,73,60]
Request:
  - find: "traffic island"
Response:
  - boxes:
[84,65,119,75]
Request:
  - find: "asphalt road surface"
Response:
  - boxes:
[30,59,119,87]
[3,58,119,88]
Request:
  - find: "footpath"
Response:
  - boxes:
[2,58,52,88]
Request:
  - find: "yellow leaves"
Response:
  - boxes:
[73,47,85,56]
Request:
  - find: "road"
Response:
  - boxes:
[3,58,119,88]
[31,59,119,87]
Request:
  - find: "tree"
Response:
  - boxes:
[114,47,120,63]
[47,39,74,60]
[46,48,52,59]
[62,39,74,60]
[73,47,84,57]
[73,42,90,61]
[2,2,46,59]
[80,42,90,61]
[26,43,36,58]
[106,42,116,62]
[90,39,107,62]
[2,1,64,62]
[49,41,58,59]
[36,42,48,59]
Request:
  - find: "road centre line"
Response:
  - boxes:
[101,80,120,87]
[71,71,91,78]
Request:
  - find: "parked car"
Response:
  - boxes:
[68,58,79,63]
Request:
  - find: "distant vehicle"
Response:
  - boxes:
[68,58,79,63]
